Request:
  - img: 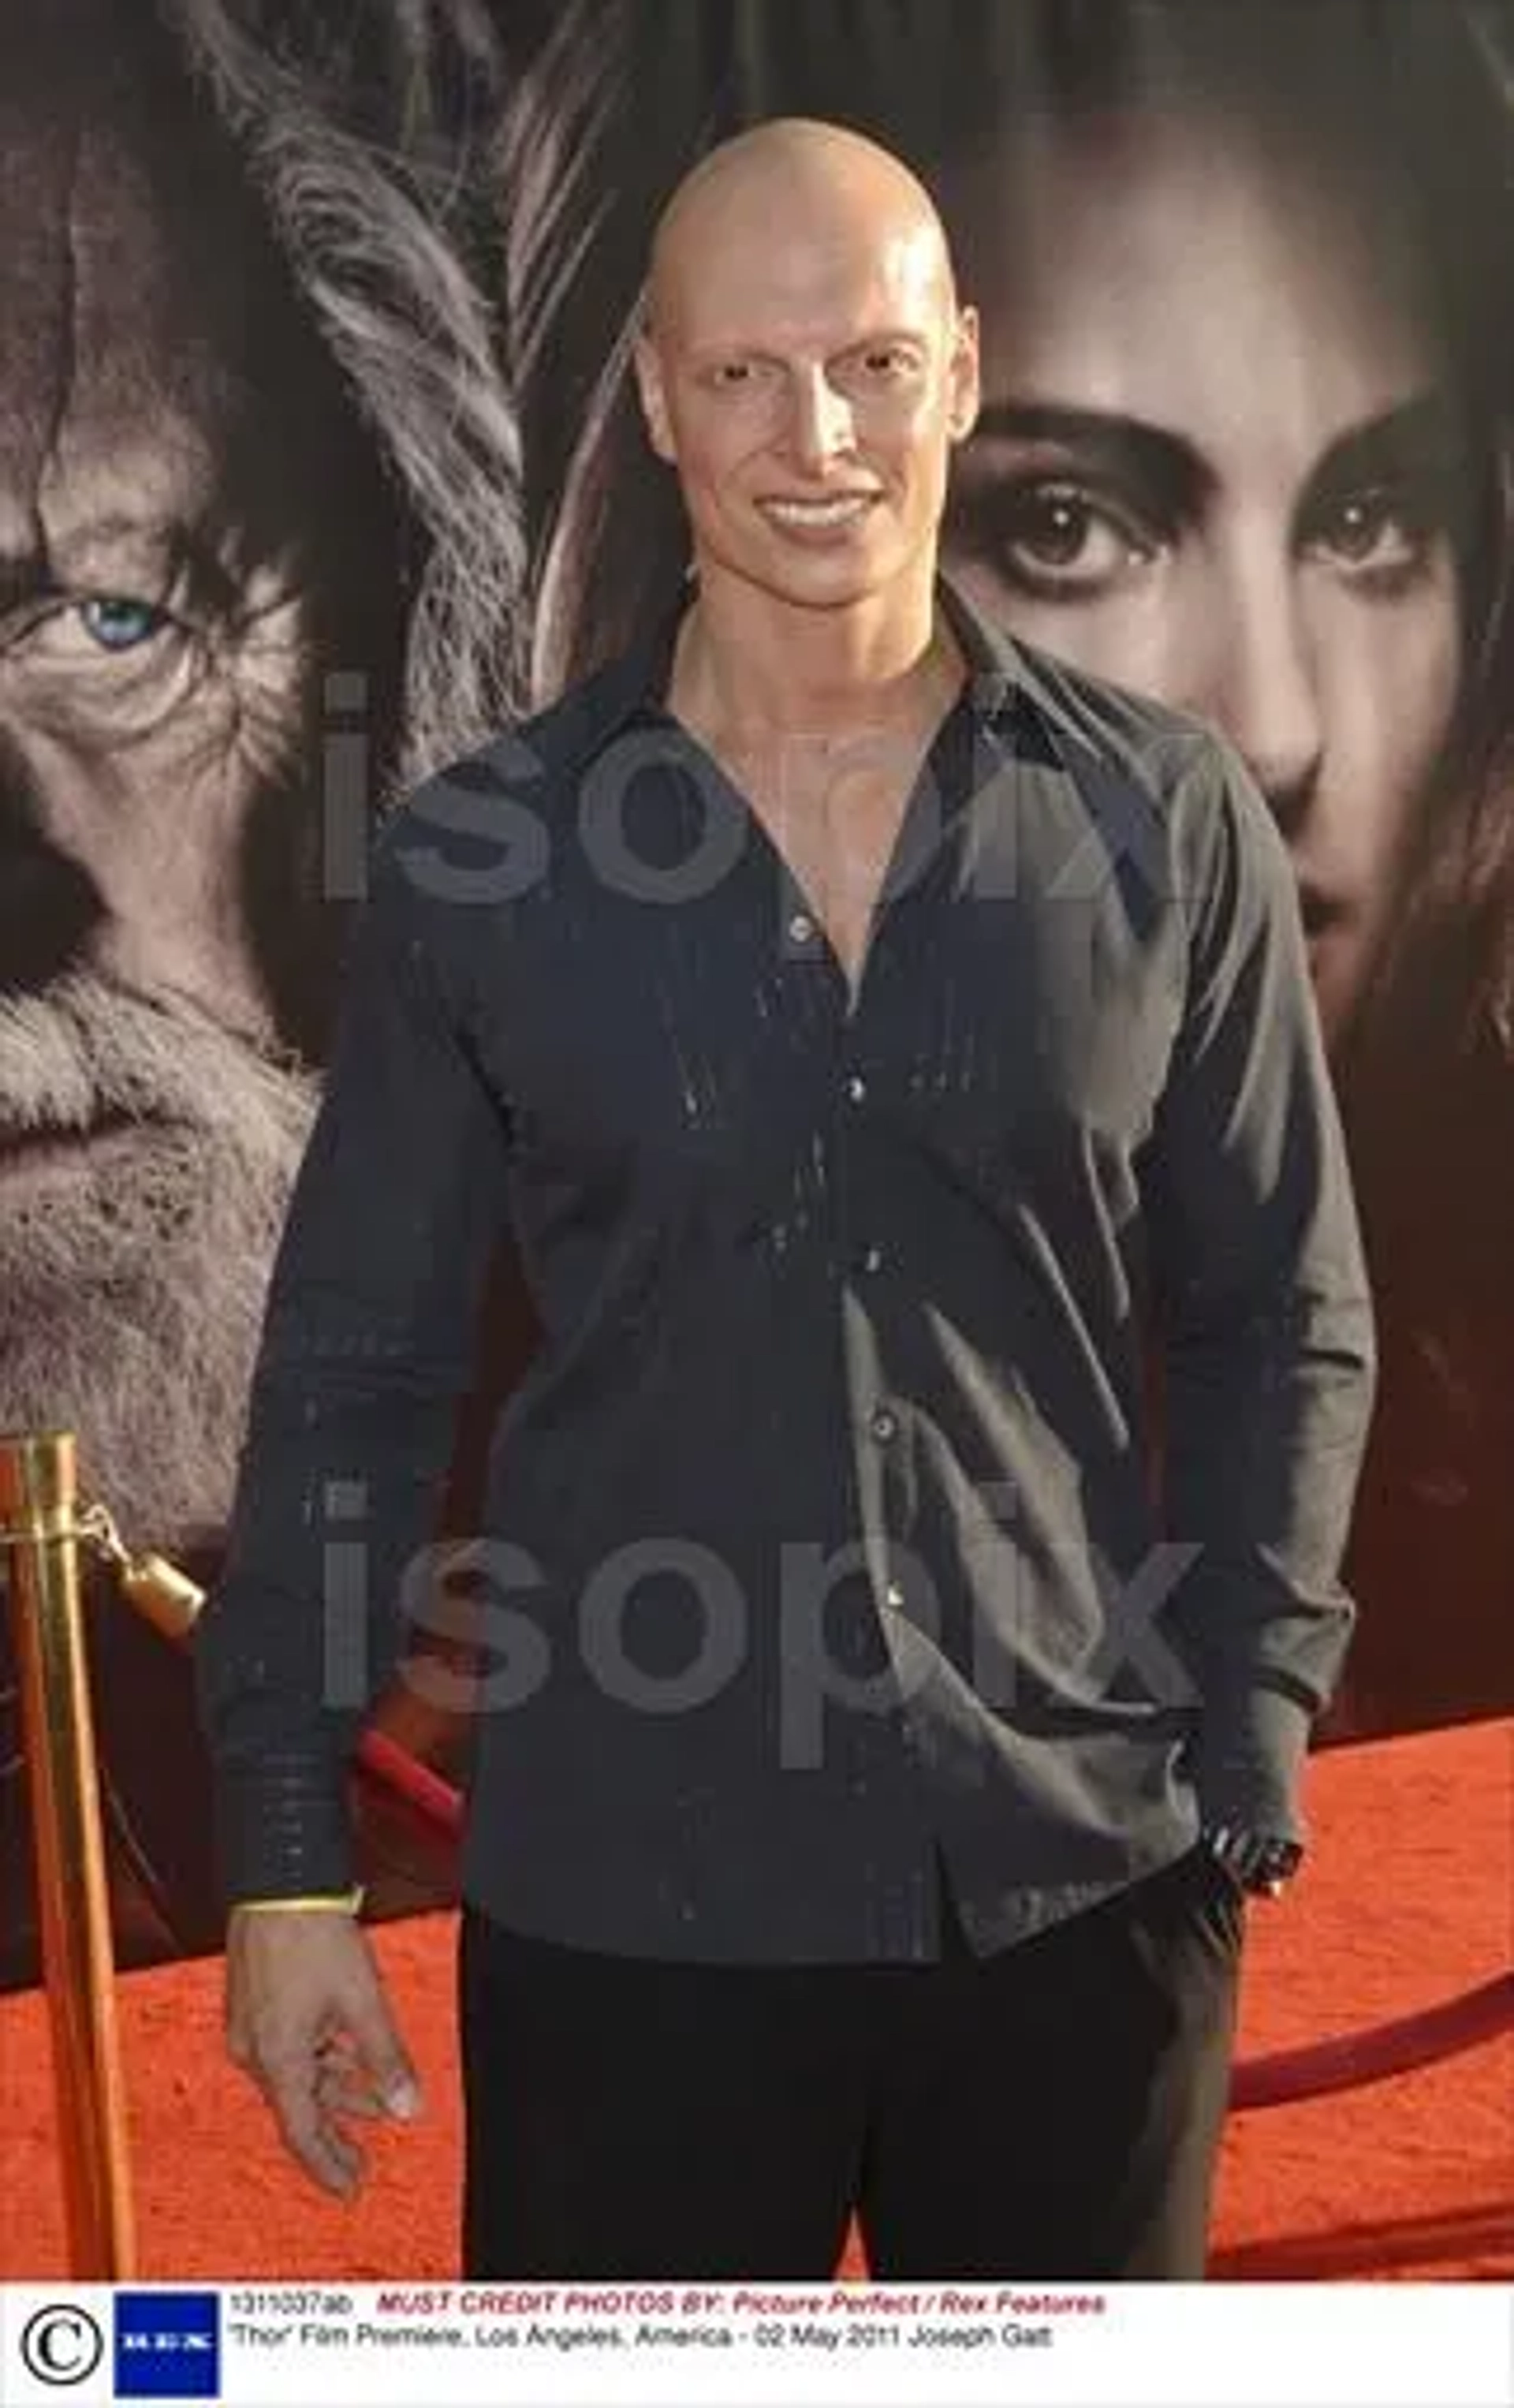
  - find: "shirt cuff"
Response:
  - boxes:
[214,1753,356,1908]
[1188,1682,1313,1845]
[232,1888,364,1915]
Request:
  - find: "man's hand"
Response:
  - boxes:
[1202,1824,1304,1898]
[225,1908,423,2197]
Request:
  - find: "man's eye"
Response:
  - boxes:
[0,589,192,688]
[76,595,170,651]
[834,345,920,394]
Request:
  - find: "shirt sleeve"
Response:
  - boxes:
[195,809,514,1904]
[1141,735,1377,1843]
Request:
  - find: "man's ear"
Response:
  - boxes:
[947,303,981,443]
[632,324,676,463]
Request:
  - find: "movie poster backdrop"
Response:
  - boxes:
[2,0,1509,1984]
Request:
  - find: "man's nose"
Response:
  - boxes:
[783,367,856,474]
[1203,568,1326,833]
[0,741,101,995]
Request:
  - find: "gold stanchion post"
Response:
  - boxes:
[0,1430,136,2277]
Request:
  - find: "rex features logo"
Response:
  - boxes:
[114,2293,222,2399]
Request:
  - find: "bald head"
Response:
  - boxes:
[632,117,979,628]
[645,118,958,338]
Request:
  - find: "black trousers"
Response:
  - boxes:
[457,1844,1244,2280]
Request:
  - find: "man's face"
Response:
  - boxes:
[634,183,979,618]
[0,15,401,1543]
[943,110,1464,1047]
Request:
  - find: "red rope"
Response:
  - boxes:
[357,1727,463,1839]
[1229,1974,1514,2107]
[355,1730,1513,2107]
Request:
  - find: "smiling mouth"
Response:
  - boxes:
[759,493,881,531]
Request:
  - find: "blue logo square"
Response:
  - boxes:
[114,2292,221,2399]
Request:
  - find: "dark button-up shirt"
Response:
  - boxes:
[196,577,1375,1962]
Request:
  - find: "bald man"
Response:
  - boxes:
[200,119,1374,2279]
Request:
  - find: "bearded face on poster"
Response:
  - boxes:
[0,0,525,1978]
[0,0,522,1552]
[509,0,1514,1736]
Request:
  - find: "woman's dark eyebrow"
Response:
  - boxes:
[1304,393,1460,495]
[963,402,1210,518]
[967,393,1458,510]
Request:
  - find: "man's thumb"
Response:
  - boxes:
[382,2071,423,2120]
[352,1994,423,2119]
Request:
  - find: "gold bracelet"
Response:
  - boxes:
[233,1887,365,1915]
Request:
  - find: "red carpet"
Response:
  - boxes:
[2,1719,1508,2282]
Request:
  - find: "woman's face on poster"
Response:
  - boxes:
[943,107,1467,1045]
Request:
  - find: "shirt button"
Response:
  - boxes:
[869,1405,899,1444]
[856,1241,886,1275]
[787,910,816,945]
[845,1073,867,1104]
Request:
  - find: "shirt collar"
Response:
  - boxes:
[535,567,1030,782]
